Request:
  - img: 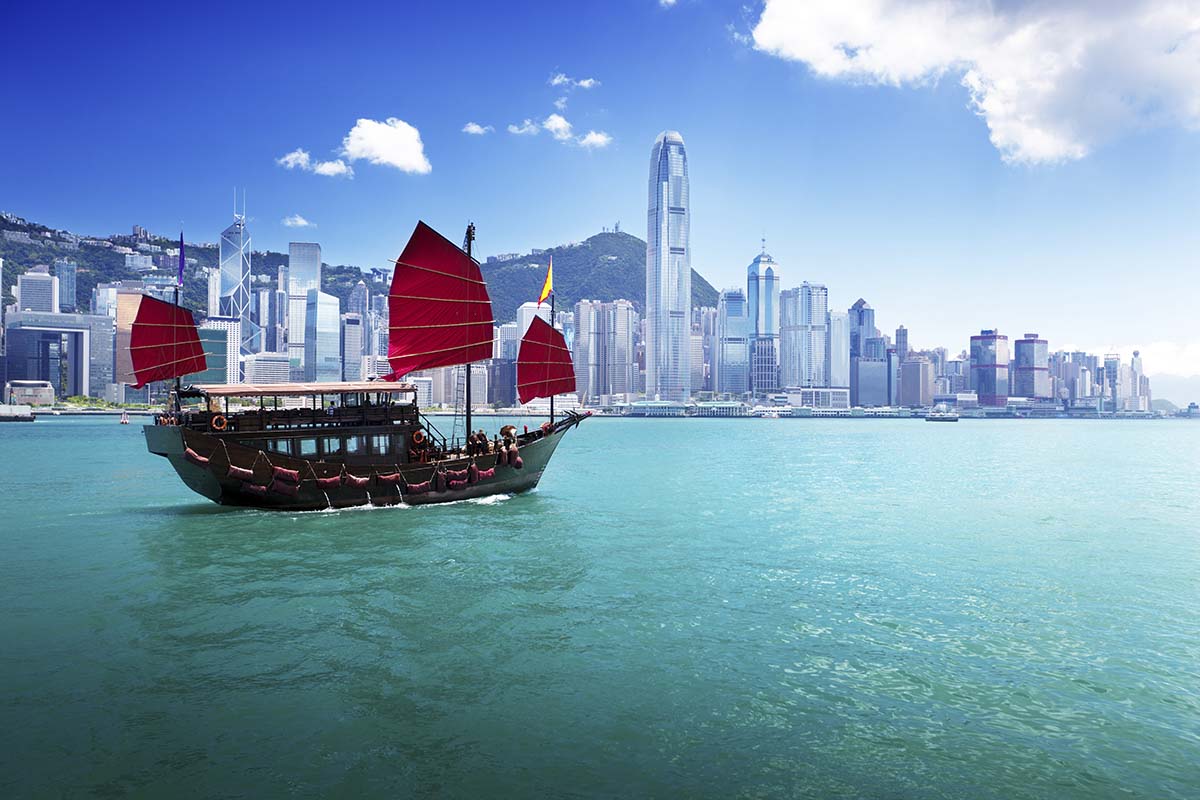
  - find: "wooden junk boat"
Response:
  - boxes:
[128,221,584,510]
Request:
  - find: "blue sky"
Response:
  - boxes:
[2,1,1198,391]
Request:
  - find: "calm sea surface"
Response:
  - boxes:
[1,416,1198,798]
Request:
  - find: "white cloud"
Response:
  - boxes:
[282,214,314,228]
[548,72,600,91]
[553,96,568,111]
[462,121,494,135]
[660,0,678,7]
[340,117,431,174]
[276,147,352,177]
[577,130,613,149]
[508,118,540,135]
[542,113,574,141]
[312,159,352,177]
[277,148,311,170]
[750,0,1200,164]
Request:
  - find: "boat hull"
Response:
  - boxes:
[144,416,584,511]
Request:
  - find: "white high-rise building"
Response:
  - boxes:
[827,310,850,389]
[341,313,363,381]
[714,289,750,396]
[747,251,780,395]
[200,316,242,384]
[646,130,691,401]
[15,266,58,312]
[780,282,828,388]
[243,352,290,384]
[516,301,551,337]
[206,268,221,317]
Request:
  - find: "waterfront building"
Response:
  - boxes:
[53,259,76,312]
[714,288,749,396]
[645,130,691,401]
[851,358,888,406]
[895,325,909,360]
[970,329,1010,407]
[779,282,828,389]
[899,357,935,407]
[341,313,363,382]
[827,311,850,390]
[746,250,780,396]
[1013,333,1051,399]
[4,310,114,398]
[887,348,901,406]
[573,298,638,404]
[219,213,259,356]
[786,386,850,409]
[199,316,241,384]
[304,289,341,382]
[495,321,520,361]
[361,355,391,381]
[15,265,58,312]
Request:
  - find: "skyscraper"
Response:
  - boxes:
[895,325,909,360]
[746,251,780,395]
[848,298,876,358]
[714,289,749,396]
[1013,333,1050,399]
[826,310,850,389]
[348,280,369,317]
[779,282,828,388]
[219,213,259,356]
[287,242,322,377]
[646,130,691,401]
[15,265,58,312]
[304,289,341,382]
[970,329,1010,406]
[206,268,221,317]
[53,259,76,312]
[341,313,363,381]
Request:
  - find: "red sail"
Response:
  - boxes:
[128,295,207,388]
[517,316,575,404]
[386,221,494,379]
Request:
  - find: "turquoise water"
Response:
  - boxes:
[1,416,1198,798]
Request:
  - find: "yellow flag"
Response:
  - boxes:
[537,256,553,305]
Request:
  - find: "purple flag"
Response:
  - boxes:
[178,231,185,287]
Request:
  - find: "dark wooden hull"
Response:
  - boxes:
[144,415,585,511]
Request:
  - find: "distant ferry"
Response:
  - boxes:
[126,221,585,510]
[925,403,960,422]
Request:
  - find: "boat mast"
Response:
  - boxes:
[549,290,554,425]
[463,222,475,445]
[172,228,184,414]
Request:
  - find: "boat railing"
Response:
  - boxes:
[417,411,450,453]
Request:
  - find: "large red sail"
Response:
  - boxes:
[125,295,207,388]
[517,316,575,404]
[386,221,494,379]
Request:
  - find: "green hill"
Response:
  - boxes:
[480,231,718,322]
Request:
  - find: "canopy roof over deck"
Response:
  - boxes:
[190,382,417,398]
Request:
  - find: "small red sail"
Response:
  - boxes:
[386,221,494,379]
[517,316,575,404]
[126,295,207,388]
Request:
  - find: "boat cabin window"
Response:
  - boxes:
[322,436,342,455]
[371,434,391,455]
[266,439,292,456]
[345,435,364,455]
[298,438,318,457]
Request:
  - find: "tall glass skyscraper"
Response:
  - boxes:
[746,251,780,395]
[715,289,749,396]
[780,282,828,388]
[288,242,322,296]
[970,329,1010,406]
[646,131,691,401]
[219,214,260,357]
[304,289,341,382]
